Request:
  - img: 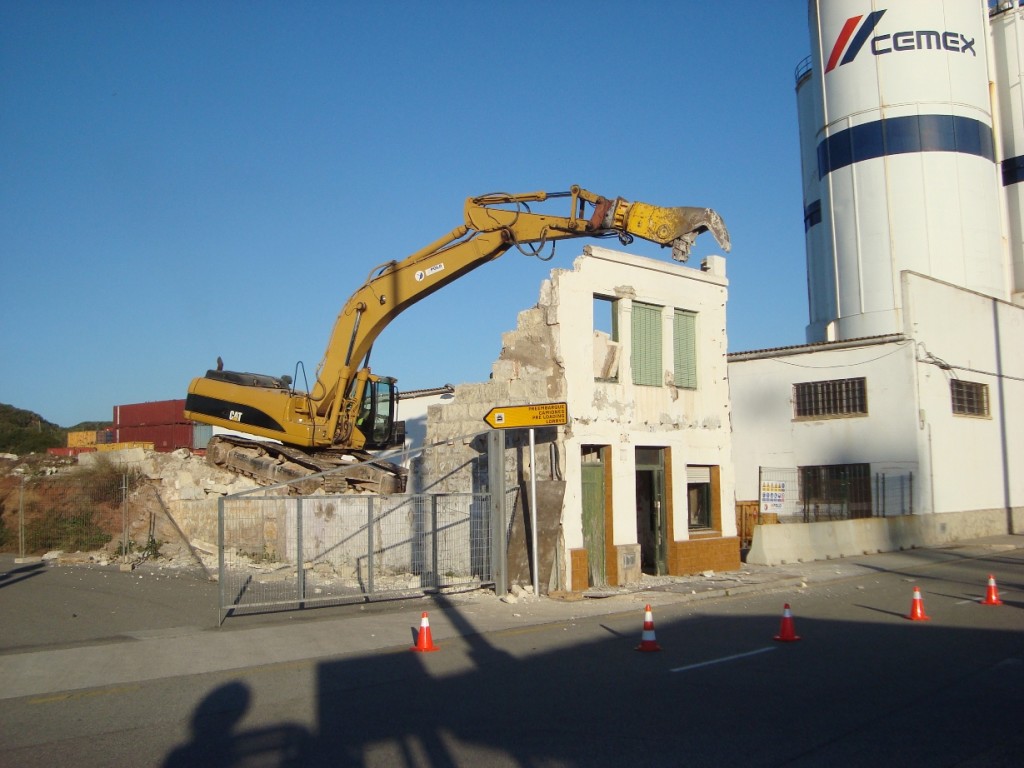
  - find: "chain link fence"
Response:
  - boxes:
[218,489,493,622]
[2,462,146,560]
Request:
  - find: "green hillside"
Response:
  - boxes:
[0,403,101,454]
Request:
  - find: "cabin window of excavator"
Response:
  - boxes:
[358,382,389,444]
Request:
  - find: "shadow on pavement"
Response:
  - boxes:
[162,681,312,767]
[161,589,1024,767]
[0,560,44,589]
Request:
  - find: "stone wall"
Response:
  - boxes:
[419,297,569,496]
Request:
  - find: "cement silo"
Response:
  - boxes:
[795,55,837,341]
[801,0,1009,342]
[989,1,1024,303]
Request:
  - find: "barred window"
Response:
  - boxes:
[793,378,867,419]
[951,379,989,416]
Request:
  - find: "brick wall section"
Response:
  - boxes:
[669,537,741,574]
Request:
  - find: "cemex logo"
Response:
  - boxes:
[825,9,976,73]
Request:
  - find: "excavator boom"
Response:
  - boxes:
[184,185,728,493]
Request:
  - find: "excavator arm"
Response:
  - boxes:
[185,186,729,471]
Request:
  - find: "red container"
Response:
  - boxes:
[47,447,97,457]
[114,424,193,452]
[113,399,186,428]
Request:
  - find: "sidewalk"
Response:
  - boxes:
[1,535,1020,701]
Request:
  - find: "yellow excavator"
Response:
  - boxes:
[184,185,729,493]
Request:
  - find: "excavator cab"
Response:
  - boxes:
[354,374,402,450]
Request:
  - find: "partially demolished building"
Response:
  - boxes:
[416,245,738,592]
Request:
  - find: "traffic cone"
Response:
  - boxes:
[981,574,1003,606]
[410,612,439,652]
[773,603,801,642]
[906,586,931,621]
[635,604,662,652]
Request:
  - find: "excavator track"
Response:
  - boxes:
[206,435,407,495]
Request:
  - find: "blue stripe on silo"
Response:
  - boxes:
[1002,156,1024,186]
[804,200,821,232]
[817,114,995,179]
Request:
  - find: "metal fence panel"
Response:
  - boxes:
[5,468,144,559]
[874,471,914,517]
[218,491,492,621]
[757,466,915,524]
[757,467,801,522]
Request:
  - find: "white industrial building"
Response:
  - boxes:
[731,0,1024,564]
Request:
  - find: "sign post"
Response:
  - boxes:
[483,402,569,596]
[483,402,568,430]
[487,429,507,597]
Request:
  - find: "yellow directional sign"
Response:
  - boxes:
[483,402,569,429]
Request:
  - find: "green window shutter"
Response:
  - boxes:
[632,302,662,386]
[673,310,697,389]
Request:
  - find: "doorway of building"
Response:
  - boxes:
[581,445,607,587]
[635,447,667,575]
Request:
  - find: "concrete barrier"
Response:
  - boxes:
[747,508,1024,566]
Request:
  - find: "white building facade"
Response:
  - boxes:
[731,1,1024,563]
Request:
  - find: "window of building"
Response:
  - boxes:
[799,463,872,520]
[673,309,697,390]
[631,301,662,387]
[686,465,712,529]
[593,295,620,382]
[950,379,989,417]
[593,296,617,338]
[793,377,867,419]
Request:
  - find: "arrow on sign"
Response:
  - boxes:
[483,402,569,429]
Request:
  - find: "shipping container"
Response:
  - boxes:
[67,430,97,448]
[114,424,192,452]
[192,423,213,451]
[95,442,154,452]
[48,446,97,457]
[113,399,187,428]
[96,428,116,444]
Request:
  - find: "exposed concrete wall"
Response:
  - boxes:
[747,507,1024,566]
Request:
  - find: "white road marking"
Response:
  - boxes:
[670,646,777,673]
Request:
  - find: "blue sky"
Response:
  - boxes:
[2,2,811,427]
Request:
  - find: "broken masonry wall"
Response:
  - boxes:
[419,296,568,496]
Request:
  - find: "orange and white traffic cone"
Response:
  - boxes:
[773,603,801,642]
[981,574,1003,606]
[635,604,662,652]
[906,586,931,621]
[410,611,440,652]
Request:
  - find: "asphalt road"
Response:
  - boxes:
[1,542,1022,767]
